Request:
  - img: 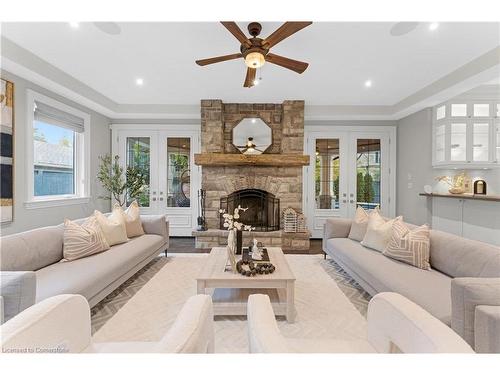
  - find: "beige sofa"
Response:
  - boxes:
[1,214,169,315]
[323,217,500,352]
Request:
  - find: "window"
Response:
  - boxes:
[26,91,90,207]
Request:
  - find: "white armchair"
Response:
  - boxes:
[247,292,474,353]
[1,294,214,353]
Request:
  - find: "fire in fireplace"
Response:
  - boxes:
[220,189,280,232]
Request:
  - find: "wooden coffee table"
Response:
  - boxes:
[196,247,296,322]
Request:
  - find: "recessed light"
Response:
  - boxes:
[364,80,372,88]
[69,22,80,29]
[253,79,259,86]
[429,22,439,31]
[135,78,144,86]
[251,119,256,124]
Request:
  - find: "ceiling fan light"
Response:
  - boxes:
[245,52,265,68]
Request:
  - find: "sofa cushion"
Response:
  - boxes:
[1,226,64,271]
[35,234,165,303]
[383,221,431,270]
[360,211,402,252]
[62,217,110,262]
[348,207,370,242]
[326,238,452,324]
[94,207,128,246]
[429,230,500,278]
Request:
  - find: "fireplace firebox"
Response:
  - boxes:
[220,189,280,232]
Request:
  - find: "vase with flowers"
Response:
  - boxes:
[219,206,254,272]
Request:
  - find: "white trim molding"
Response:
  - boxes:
[24,196,91,210]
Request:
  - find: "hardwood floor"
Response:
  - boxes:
[168,237,324,255]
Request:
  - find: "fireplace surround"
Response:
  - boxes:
[193,99,311,251]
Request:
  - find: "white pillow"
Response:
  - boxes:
[120,201,145,238]
[360,210,403,252]
[348,206,370,242]
[94,207,128,246]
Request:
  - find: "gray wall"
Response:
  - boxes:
[396,108,500,225]
[0,70,111,235]
[396,108,434,225]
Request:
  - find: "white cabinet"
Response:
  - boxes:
[432,101,499,168]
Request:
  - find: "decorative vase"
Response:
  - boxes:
[236,229,243,255]
[227,229,236,254]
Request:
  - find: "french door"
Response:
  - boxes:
[112,125,201,236]
[304,127,395,238]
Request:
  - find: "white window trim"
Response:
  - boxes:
[25,90,91,209]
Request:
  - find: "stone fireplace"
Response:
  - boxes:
[193,99,311,251]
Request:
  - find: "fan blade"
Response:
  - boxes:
[243,67,256,87]
[265,53,309,74]
[263,21,312,48]
[220,22,251,47]
[196,53,243,66]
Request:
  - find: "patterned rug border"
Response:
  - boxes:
[91,254,371,334]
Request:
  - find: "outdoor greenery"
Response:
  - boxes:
[97,154,146,207]
[129,141,150,207]
[356,171,375,204]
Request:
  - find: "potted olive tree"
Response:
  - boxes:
[97,154,146,207]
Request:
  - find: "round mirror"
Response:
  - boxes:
[232,118,272,155]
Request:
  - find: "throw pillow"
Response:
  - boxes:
[348,206,371,241]
[360,210,402,252]
[120,201,145,238]
[94,207,128,246]
[383,221,431,270]
[62,216,110,261]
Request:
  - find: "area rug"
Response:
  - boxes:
[92,254,370,353]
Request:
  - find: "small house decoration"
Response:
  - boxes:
[282,208,297,233]
[282,207,307,233]
[473,179,487,195]
[297,213,307,233]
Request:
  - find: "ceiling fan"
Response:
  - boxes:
[235,137,265,154]
[196,21,312,88]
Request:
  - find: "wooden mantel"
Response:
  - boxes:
[194,153,310,167]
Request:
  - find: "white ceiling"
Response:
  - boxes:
[1,22,499,118]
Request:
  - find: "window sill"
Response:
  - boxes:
[24,196,91,209]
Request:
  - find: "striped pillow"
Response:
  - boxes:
[62,216,110,262]
[383,220,431,270]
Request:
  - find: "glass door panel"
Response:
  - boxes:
[450,123,467,161]
[472,123,489,162]
[435,124,445,162]
[126,137,151,207]
[166,137,191,207]
[315,139,340,210]
[356,139,381,210]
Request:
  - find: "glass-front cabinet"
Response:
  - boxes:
[432,101,499,168]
